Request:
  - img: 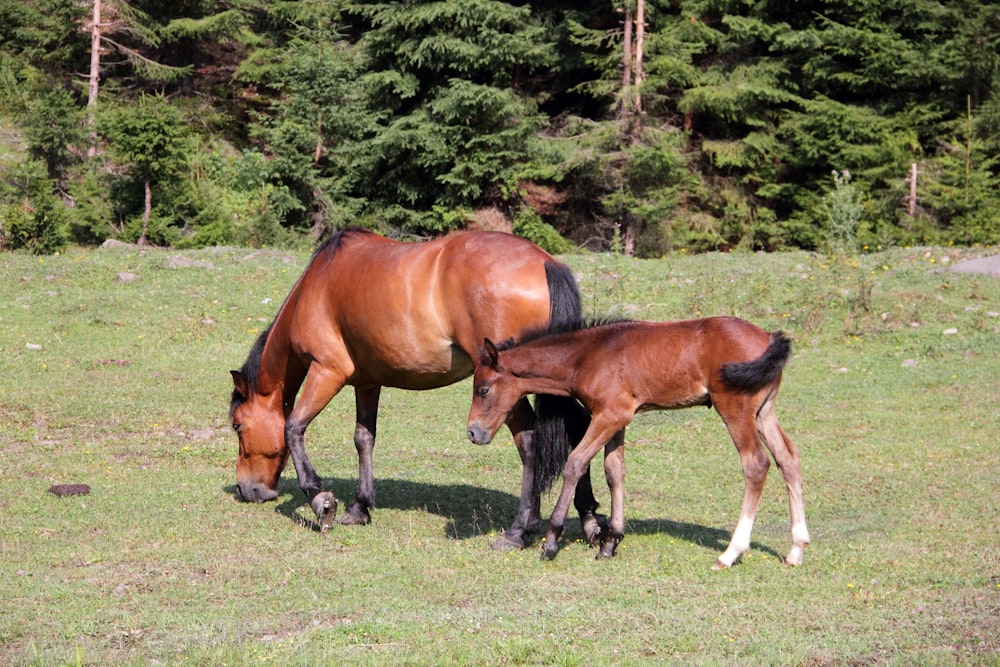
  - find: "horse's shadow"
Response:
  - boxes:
[225,477,524,541]
[223,478,784,561]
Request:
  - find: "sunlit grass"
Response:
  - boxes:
[1,243,997,665]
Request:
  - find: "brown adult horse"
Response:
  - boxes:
[467,316,810,567]
[229,228,600,549]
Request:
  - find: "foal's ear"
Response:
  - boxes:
[482,338,500,369]
[231,370,250,399]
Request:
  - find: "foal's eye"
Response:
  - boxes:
[477,386,490,398]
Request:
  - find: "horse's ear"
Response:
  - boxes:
[231,370,249,399]
[482,338,499,369]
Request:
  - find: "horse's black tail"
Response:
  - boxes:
[532,262,591,497]
[719,332,791,392]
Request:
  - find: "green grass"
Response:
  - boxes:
[1,243,998,666]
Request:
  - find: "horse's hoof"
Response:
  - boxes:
[336,503,371,526]
[597,544,617,559]
[310,492,339,532]
[490,531,524,551]
[711,558,730,571]
[580,513,607,548]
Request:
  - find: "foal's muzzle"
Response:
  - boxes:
[236,481,279,503]
[467,424,493,446]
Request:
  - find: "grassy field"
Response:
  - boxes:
[1,242,998,666]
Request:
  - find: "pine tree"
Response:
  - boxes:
[347,0,555,231]
[101,94,191,245]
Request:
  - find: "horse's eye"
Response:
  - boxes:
[232,423,242,434]
[477,386,490,398]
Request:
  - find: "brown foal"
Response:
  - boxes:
[467,316,810,568]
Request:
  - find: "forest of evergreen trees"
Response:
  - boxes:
[2,0,999,256]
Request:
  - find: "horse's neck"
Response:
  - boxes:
[258,307,307,404]
[507,340,581,395]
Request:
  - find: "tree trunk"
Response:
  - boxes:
[140,176,151,245]
[87,0,101,158]
[621,3,633,119]
[633,0,645,116]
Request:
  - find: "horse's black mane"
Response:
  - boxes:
[490,316,635,355]
[230,227,372,415]
[312,225,373,261]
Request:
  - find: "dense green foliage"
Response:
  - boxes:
[2,0,999,254]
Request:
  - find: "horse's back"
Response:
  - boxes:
[290,231,558,388]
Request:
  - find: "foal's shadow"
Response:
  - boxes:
[624,517,785,562]
[224,479,783,560]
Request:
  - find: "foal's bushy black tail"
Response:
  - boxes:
[719,331,791,392]
[532,262,590,497]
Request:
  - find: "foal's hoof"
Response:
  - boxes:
[310,492,339,533]
[711,558,731,571]
[490,531,525,551]
[783,544,805,567]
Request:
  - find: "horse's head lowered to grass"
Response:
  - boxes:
[229,329,289,503]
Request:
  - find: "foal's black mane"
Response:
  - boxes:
[489,316,635,357]
[229,227,372,415]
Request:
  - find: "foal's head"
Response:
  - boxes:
[229,370,289,503]
[467,338,524,445]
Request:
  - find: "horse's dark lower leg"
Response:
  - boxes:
[285,418,339,530]
[340,386,380,526]
[285,419,322,500]
[285,367,350,529]
[493,397,538,550]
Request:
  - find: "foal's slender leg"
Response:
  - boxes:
[285,364,347,528]
[339,385,381,526]
[714,398,771,569]
[756,397,810,566]
[598,429,626,559]
[543,418,623,560]
[496,398,604,550]
[493,396,540,550]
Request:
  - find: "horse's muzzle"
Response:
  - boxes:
[236,481,279,503]
[467,424,493,446]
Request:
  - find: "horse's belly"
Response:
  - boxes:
[351,343,474,390]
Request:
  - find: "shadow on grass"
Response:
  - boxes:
[223,478,779,560]
[623,517,785,562]
[223,477,522,540]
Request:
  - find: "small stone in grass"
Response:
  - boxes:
[48,484,91,497]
